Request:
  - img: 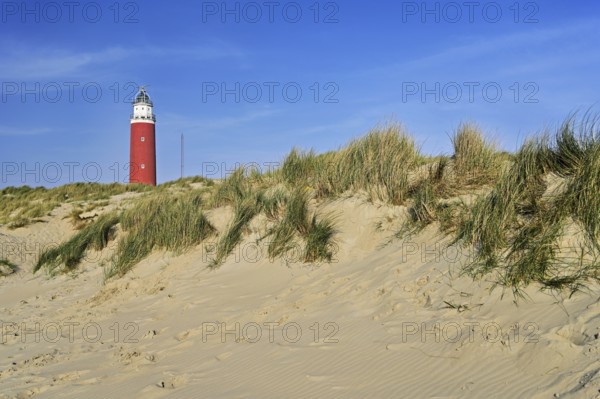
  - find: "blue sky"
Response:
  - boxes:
[1,0,599,186]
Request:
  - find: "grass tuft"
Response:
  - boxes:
[304,215,337,263]
[34,212,120,275]
[263,188,336,263]
[211,168,254,207]
[277,122,421,204]
[1,183,149,229]
[0,259,17,276]
[106,191,215,279]
[451,123,499,186]
[455,115,600,293]
[210,193,262,267]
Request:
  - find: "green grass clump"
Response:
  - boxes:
[263,188,336,263]
[211,168,256,207]
[396,159,461,237]
[210,194,263,267]
[549,115,600,254]
[34,212,120,275]
[0,182,149,229]
[209,181,337,267]
[67,200,111,230]
[304,215,337,263]
[0,259,17,276]
[409,181,437,227]
[37,186,208,279]
[455,137,549,267]
[265,188,309,260]
[548,116,594,176]
[207,170,265,266]
[159,175,214,190]
[332,123,421,204]
[561,140,600,252]
[106,191,214,279]
[259,188,289,220]
[502,209,566,288]
[455,115,600,294]
[451,123,499,186]
[281,148,320,186]
[277,123,421,204]
[48,182,151,203]
[279,149,336,194]
[7,217,39,230]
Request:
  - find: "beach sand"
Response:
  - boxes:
[1,194,599,398]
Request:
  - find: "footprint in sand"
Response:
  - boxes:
[16,390,36,399]
[175,330,190,341]
[157,373,189,389]
[143,329,160,339]
[52,371,85,383]
[78,376,103,385]
[385,343,405,351]
[115,346,156,366]
[215,352,232,361]
[555,325,595,346]
[15,385,51,399]
[174,326,205,342]
[145,353,158,362]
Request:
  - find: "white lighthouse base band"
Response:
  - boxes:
[130,119,156,125]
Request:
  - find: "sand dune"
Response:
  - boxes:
[1,194,599,398]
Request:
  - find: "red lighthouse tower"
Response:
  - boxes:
[129,87,157,186]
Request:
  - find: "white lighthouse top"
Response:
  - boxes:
[131,87,156,124]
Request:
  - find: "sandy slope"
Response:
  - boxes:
[0,195,599,398]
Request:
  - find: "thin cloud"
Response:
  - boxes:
[0,46,129,80]
[0,126,54,136]
[416,22,598,70]
[144,44,245,61]
[0,41,245,80]
[353,19,600,78]
[159,108,277,133]
[283,117,370,139]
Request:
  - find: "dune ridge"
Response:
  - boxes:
[1,119,600,398]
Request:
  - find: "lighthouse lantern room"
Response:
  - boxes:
[129,87,157,186]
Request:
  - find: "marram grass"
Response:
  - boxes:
[17,115,600,294]
[455,115,600,294]
[34,212,120,275]
[263,188,337,264]
[278,123,421,204]
[209,182,337,267]
[0,182,149,229]
[106,191,215,279]
[0,259,17,276]
[451,123,499,185]
[210,193,262,268]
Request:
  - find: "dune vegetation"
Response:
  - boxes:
[454,116,600,294]
[0,258,17,276]
[0,182,150,229]
[22,116,600,294]
[105,190,215,279]
[33,212,121,275]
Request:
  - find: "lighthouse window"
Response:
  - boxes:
[141,164,145,169]
[141,137,145,142]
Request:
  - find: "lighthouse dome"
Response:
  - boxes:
[134,87,153,106]
[131,87,156,123]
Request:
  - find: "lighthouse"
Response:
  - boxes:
[129,87,156,186]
